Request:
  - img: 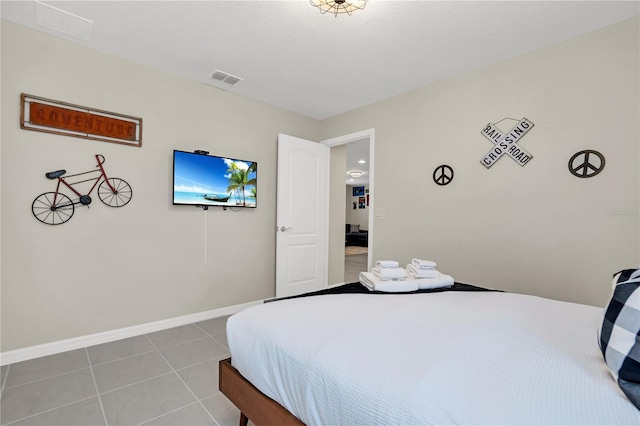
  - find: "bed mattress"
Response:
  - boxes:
[227,291,640,425]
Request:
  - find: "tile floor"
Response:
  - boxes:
[345,252,367,283]
[1,259,368,426]
[0,316,243,426]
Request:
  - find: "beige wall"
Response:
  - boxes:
[0,21,319,352]
[322,17,640,307]
[2,17,639,352]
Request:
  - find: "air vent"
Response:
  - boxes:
[210,70,244,86]
[210,71,227,82]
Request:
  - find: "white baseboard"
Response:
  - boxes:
[0,299,263,366]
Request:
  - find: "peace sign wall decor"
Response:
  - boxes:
[433,165,454,186]
[568,150,605,178]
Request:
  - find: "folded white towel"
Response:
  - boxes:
[415,274,454,290]
[411,258,436,269]
[372,267,406,280]
[406,264,440,278]
[375,260,399,269]
[359,272,418,293]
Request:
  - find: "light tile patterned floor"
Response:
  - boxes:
[0,267,368,426]
[0,317,241,426]
[345,252,367,283]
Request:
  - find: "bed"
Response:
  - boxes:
[219,283,640,425]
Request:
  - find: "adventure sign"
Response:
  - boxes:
[480,117,534,168]
[20,94,143,147]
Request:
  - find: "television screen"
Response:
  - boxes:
[173,150,257,208]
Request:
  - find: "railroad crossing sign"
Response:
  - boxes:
[480,117,534,168]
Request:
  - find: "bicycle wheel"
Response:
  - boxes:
[32,192,75,225]
[98,178,132,207]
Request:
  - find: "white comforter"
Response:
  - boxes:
[227,291,640,425]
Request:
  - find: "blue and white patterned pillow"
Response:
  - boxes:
[600,268,640,409]
[349,224,360,233]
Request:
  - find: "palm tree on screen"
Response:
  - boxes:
[226,161,256,206]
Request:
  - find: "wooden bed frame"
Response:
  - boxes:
[219,358,305,426]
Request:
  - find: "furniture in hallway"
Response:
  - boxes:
[345,224,368,247]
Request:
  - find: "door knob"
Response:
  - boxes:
[279,226,293,232]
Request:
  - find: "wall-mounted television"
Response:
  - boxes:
[173,150,257,208]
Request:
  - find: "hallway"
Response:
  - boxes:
[344,253,367,283]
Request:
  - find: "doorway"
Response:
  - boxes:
[322,129,375,286]
[344,139,370,283]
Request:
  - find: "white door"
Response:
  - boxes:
[276,134,329,298]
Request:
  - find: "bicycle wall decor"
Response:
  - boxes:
[32,154,132,225]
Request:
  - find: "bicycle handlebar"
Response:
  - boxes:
[95,154,105,167]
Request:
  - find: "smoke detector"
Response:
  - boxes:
[210,70,244,86]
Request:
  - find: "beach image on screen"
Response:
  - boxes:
[173,151,257,207]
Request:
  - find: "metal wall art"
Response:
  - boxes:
[480,117,534,168]
[20,94,143,147]
[32,154,133,225]
[568,150,605,178]
[433,165,454,186]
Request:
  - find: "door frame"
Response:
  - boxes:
[322,128,375,274]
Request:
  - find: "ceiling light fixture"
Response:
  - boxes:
[358,160,366,164]
[310,0,368,17]
[349,170,363,178]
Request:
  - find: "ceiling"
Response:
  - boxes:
[346,138,370,186]
[2,1,638,121]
